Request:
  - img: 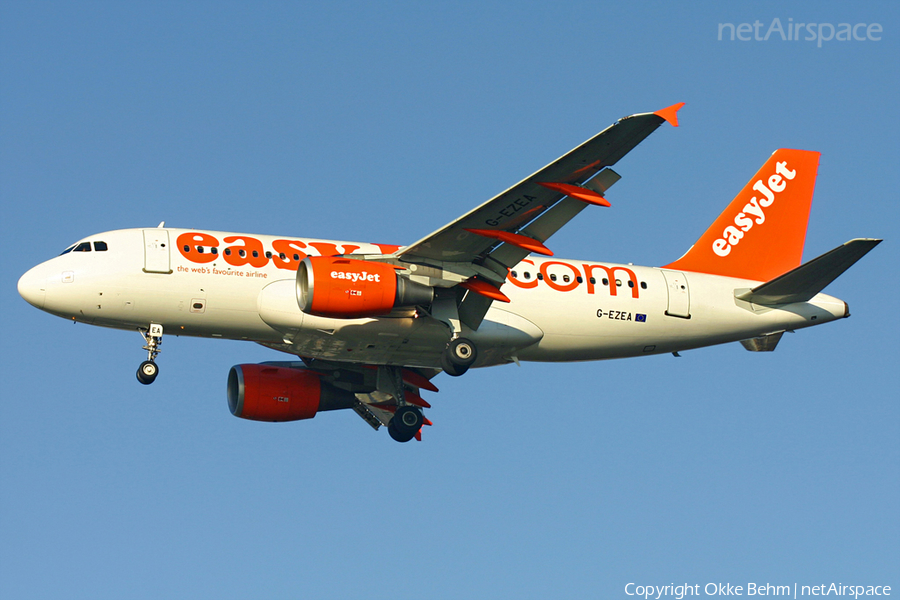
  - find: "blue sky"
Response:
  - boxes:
[1,2,897,598]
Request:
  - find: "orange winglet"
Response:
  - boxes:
[536,182,611,207]
[465,228,553,256]
[654,102,685,127]
[404,391,432,409]
[422,417,433,426]
[401,369,439,393]
[460,277,510,303]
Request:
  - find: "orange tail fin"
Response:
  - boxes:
[664,149,820,282]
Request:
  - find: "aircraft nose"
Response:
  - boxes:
[18,266,47,310]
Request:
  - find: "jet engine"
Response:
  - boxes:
[227,364,356,422]
[296,256,433,318]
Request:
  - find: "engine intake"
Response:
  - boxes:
[227,364,356,422]
[296,256,433,319]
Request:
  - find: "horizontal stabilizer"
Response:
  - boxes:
[735,238,881,305]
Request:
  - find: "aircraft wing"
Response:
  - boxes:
[392,103,684,287]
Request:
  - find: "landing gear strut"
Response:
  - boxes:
[441,337,477,377]
[388,405,424,443]
[136,323,163,385]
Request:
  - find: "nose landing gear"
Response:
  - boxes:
[136,323,163,385]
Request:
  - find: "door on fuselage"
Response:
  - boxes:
[143,230,172,274]
[661,269,690,318]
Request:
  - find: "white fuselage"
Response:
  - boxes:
[18,227,849,369]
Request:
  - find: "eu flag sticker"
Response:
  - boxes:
[635,313,647,323]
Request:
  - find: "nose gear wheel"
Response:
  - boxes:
[136,323,163,385]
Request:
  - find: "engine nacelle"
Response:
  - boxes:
[296,256,433,319]
[227,364,355,422]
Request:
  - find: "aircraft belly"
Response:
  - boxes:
[290,316,450,367]
[82,269,282,341]
[256,281,546,368]
[468,308,544,366]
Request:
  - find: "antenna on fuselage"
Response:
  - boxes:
[157,221,165,228]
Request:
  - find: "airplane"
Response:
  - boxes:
[17,103,881,442]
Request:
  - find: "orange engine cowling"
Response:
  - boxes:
[227,364,356,422]
[296,256,433,319]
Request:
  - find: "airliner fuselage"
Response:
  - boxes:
[18,227,849,370]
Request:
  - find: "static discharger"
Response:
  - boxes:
[465,228,553,256]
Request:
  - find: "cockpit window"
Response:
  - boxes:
[59,244,76,256]
[93,241,108,251]
[73,242,92,252]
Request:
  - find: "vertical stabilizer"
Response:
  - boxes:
[665,149,820,282]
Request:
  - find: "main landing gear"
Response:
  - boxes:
[136,323,163,385]
[440,337,477,377]
[376,365,429,443]
[388,405,424,443]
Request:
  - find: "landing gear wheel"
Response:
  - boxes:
[137,324,163,385]
[441,337,477,377]
[440,353,467,377]
[136,361,159,385]
[388,406,423,443]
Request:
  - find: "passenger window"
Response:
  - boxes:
[562,275,570,283]
[252,250,259,258]
[224,248,232,256]
[537,273,544,281]
[576,276,583,283]
[641,281,647,289]
[511,271,517,278]
[93,241,108,251]
[524,272,531,279]
[198,247,205,254]
[616,279,622,286]
[550,274,557,282]
[627,280,634,288]
[602,278,609,286]
[239,250,246,257]
[74,242,91,252]
[211,247,218,255]
[589,277,596,284]
[293,254,300,261]
[279,253,286,260]
[265,251,272,259]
